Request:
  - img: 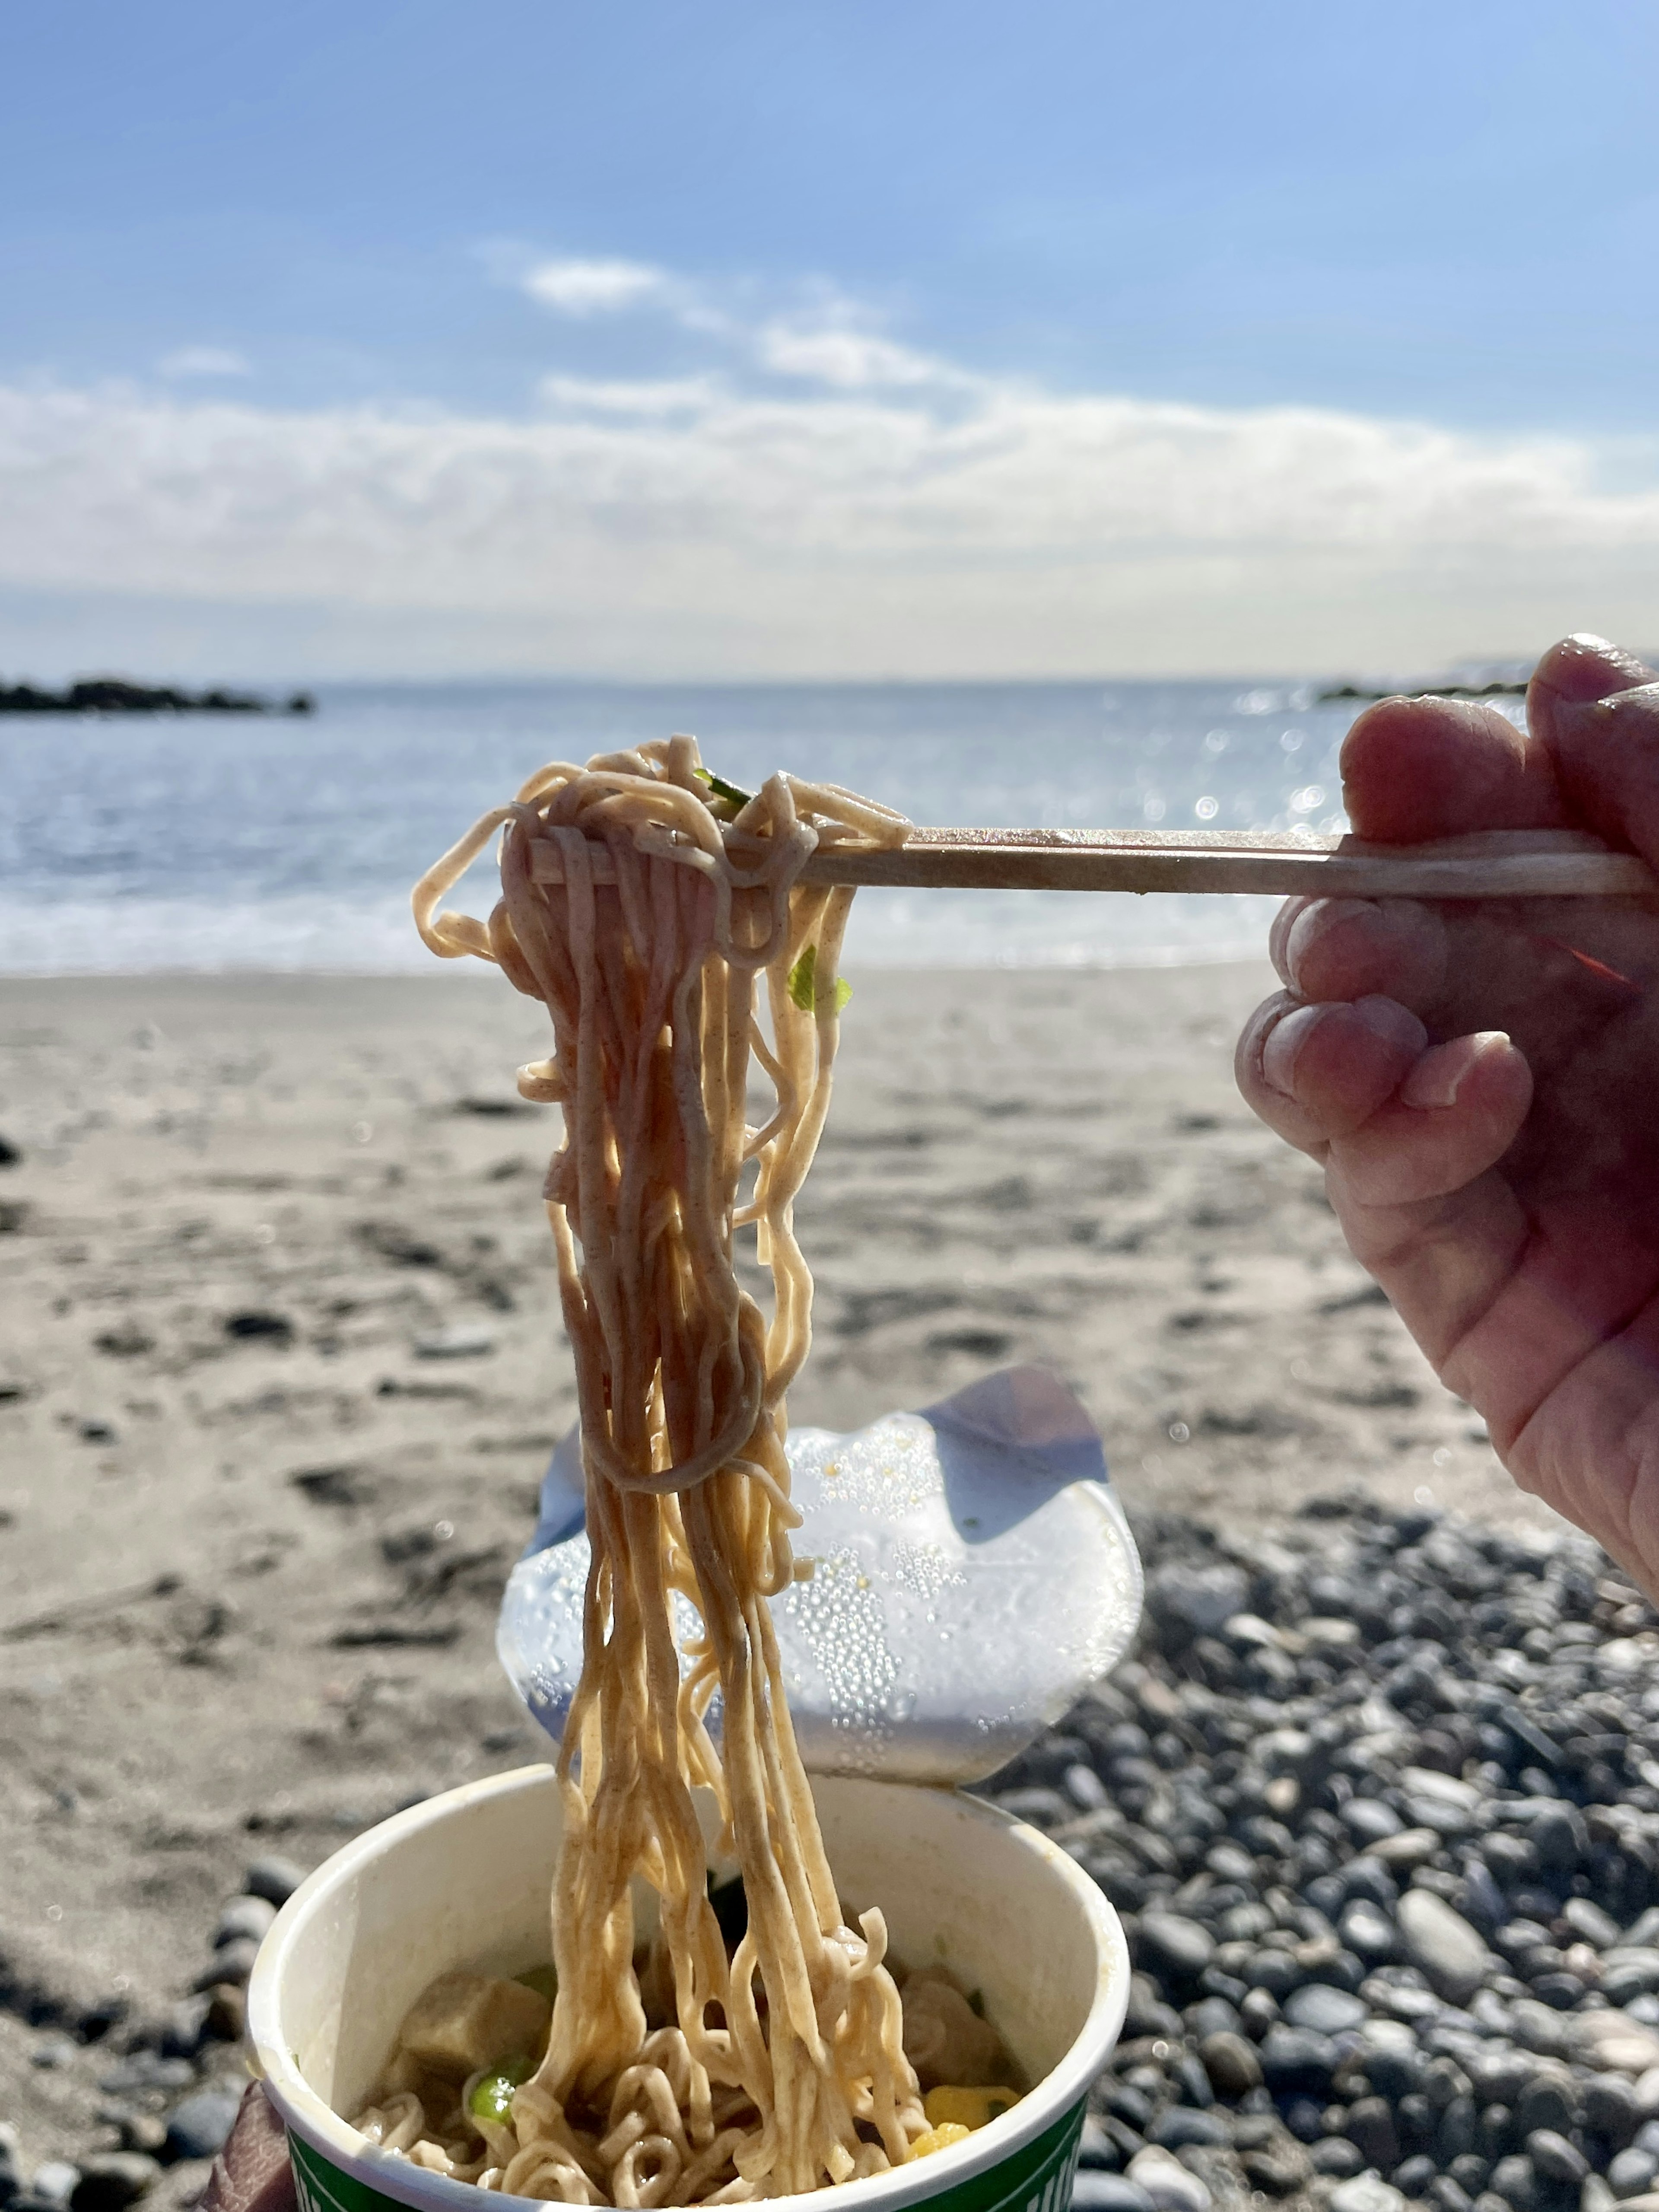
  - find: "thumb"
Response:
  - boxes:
[1529,634,1659,869]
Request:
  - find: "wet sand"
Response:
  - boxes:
[0,965,1560,2167]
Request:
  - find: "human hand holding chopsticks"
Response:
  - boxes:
[1235,633,1659,1593]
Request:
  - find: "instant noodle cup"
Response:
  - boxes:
[248,1763,1129,2212]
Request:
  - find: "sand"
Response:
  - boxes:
[0,963,1563,2166]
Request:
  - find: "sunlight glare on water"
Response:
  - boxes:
[0,675,1378,973]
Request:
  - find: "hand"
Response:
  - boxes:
[1235,634,1659,1592]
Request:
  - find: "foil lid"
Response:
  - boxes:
[497,1364,1144,1787]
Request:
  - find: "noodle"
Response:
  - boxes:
[365,738,927,2201]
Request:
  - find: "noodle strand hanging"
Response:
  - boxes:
[375,738,925,2202]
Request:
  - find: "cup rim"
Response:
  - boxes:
[249,1763,1128,2212]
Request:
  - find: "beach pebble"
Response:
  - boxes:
[1124,2149,1211,2212]
[1239,2140,1309,2195]
[1328,2178,1407,2212]
[213,1896,277,1946]
[1146,1566,1249,1642]
[1257,2025,1337,2098]
[243,1855,305,1906]
[1149,2111,1228,2152]
[1071,2179,1154,2212]
[1137,1915,1214,1983]
[1610,2150,1659,2200]
[0,2130,22,2204]
[1396,1891,1494,2005]
[192,1938,258,1990]
[29,2170,79,2210]
[69,2158,159,2212]
[1524,2129,1587,2187]
[1283,1985,1367,2034]
[1198,2032,1261,2097]
[412,1324,495,1359]
[164,2091,242,2163]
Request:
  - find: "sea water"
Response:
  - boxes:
[0,675,1383,974]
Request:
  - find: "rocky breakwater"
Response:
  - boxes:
[987,1496,1659,2212]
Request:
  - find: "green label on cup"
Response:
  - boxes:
[287,2103,1084,2212]
[289,2132,391,2212]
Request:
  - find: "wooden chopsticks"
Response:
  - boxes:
[528,827,1657,900]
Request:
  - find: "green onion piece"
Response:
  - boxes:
[469,2054,534,2126]
[515,1965,558,2002]
[692,767,753,808]
[787,945,853,1016]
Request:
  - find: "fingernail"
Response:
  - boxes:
[1401,1031,1508,1110]
[1261,1003,1325,1095]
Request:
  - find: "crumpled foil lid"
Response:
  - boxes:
[497,1364,1144,1786]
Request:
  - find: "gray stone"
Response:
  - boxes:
[0,2127,22,2209]
[164,2091,242,2162]
[213,1896,277,1947]
[1124,2149,1211,2212]
[69,2158,159,2212]
[1150,2113,1230,2152]
[1488,2156,1538,2212]
[1572,2010,1659,2077]
[29,2172,78,2211]
[1587,2073,1642,2145]
[1147,1565,1250,1641]
[1313,2139,1367,2179]
[1077,2118,1119,2172]
[1066,1763,1110,1812]
[1343,1799,1406,1845]
[192,1938,259,1990]
[1516,2071,1580,2140]
[1329,2179,1407,2212]
[1610,2150,1659,2201]
[1340,1901,1399,1964]
[1138,1914,1215,1982]
[1258,2025,1337,2097]
[1239,2142,1310,2196]
[1529,1804,1588,1873]
[1564,1898,1623,1951]
[1397,1889,1496,2005]
[1525,2130,1588,2186]
[1284,1985,1368,2034]
[1072,2180,1155,2212]
[1199,2032,1261,2097]
[1345,2097,1400,2173]
[242,1855,305,1906]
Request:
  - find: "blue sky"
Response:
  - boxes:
[1,1,1656,680]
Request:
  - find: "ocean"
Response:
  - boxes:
[0,676,1403,975]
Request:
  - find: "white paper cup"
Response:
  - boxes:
[248,1764,1128,2212]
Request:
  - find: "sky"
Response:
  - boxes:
[1,0,1656,681]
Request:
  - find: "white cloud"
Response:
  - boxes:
[540,375,721,415]
[521,257,668,316]
[157,346,251,379]
[4,319,1659,676]
[756,322,961,391]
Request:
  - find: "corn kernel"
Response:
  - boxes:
[910,2123,972,2159]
